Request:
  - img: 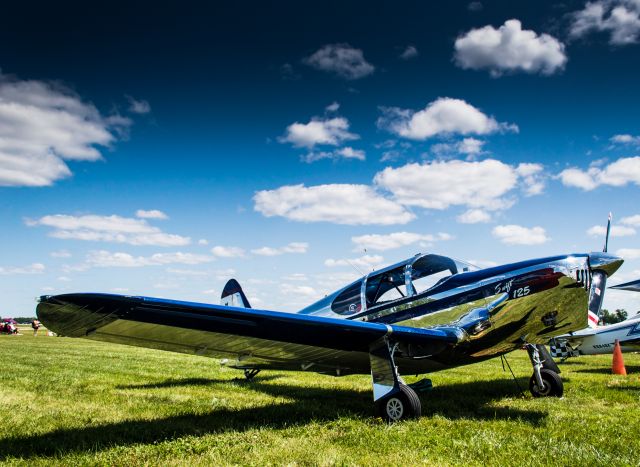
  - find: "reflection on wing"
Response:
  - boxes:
[37,294,462,375]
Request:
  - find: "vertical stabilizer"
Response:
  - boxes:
[221,279,252,308]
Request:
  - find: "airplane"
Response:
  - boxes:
[549,277,640,360]
[37,248,623,422]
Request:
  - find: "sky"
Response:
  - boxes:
[1,0,640,316]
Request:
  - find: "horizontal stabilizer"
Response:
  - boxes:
[221,279,251,308]
[610,278,640,292]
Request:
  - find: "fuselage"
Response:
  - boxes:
[300,251,622,371]
[552,317,640,356]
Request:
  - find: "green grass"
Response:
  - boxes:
[1,335,639,466]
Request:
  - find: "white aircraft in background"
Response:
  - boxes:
[550,278,640,360]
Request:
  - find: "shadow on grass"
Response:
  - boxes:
[0,376,547,460]
[574,365,640,374]
[116,374,282,389]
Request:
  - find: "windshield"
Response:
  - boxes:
[409,254,476,294]
[365,266,407,308]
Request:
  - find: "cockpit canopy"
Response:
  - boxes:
[330,254,477,316]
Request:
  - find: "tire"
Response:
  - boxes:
[529,368,563,398]
[376,384,422,422]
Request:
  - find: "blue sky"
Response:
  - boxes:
[1,0,640,315]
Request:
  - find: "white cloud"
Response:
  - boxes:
[254,183,415,225]
[399,45,419,60]
[135,209,168,220]
[610,133,640,145]
[50,249,72,258]
[378,97,517,140]
[302,146,366,163]
[457,209,492,224]
[516,162,546,196]
[280,116,359,149]
[303,43,375,80]
[0,73,131,187]
[468,1,483,12]
[492,224,550,245]
[325,254,385,270]
[280,283,320,298]
[57,276,72,282]
[351,232,451,252]
[374,158,543,211]
[587,224,636,237]
[621,214,640,226]
[559,156,640,190]
[570,1,640,45]
[211,246,246,258]
[616,248,640,259]
[251,242,309,256]
[126,95,151,114]
[431,138,487,158]
[325,101,340,112]
[27,214,190,247]
[198,238,209,245]
[86,250,214,268]
[0,262,45,275]
[454,19,567,76]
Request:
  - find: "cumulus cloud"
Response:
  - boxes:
[351,231,451,252]
[254,183,415,225]
[251,242,309,256]
[431,137,487,158]
[0,72,131,187]
[324,254,385,269]
[280,116,359,149]
[0,262,45,275]
[570,0,640,45]
[211,246,246,258]
[559,156,640,190]
[86,250,214,268]
[27,214,190,247]
[492,224,550,245]
[454,19,567,76]
[399,45,419,60]
[374,159,543,211]
[621,214,640,226]
[126,95,151,114]
[280,283,320,298]
[587,224,636,237]
[302,146,366,163]
[457,208,492,224]
[303,43,375,80]
[616,248,640,259]
[377,97,517,140]
[610,133,640,145]
[136,209,168,220]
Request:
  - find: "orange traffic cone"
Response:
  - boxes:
[612,339,627,376]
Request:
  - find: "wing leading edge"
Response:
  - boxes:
[37,293,463,375]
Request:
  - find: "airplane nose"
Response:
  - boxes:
[588,252,624,276]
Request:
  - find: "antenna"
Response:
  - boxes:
[603,212,612,253]
[346,259,365,276]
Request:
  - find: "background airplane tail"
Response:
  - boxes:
[221,279,252,308]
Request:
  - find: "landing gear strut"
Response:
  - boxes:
[369,337,421,422]
[243,368,260,380]
[526,344,563,398]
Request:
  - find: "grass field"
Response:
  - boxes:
[1,334,639,466]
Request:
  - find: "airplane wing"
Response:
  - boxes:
[37,293,463,375]
[610,278,640,292]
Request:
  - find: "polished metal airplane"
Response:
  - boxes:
[37,249,622,421]
[550,278,640,360]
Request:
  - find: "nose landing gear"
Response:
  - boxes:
[526,343,563,398]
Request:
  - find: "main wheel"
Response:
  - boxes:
[529,368,563,398]
[375,384,421,422]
